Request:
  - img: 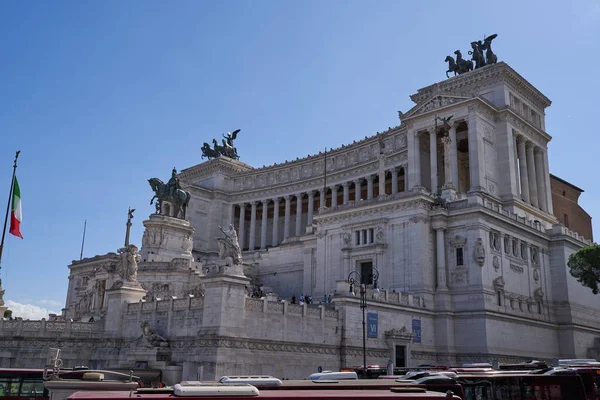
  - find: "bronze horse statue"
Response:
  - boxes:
[148,178,191,219]
[201,142,220,159]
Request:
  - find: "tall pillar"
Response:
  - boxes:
[429,128,438,194]
[228,204,235,226]
[435,227,448,291]
[331,185,338,208]
[307,191,315,228]
[391,167,399,194]
[238,203,246,250]
[414,132,422,188]
[378,166,386,197]
[467,107,485,192]
[367,176,374,199]
[513,134,521,198]
[319,190,325,210]
[534,148,548,212]
[354,179,362,201]
[249,201,257,250]
[284,196,291,239]
[526,142,538,208]
[343,182,350,204]
[516,136,530,203]
[449,124,459,192]
[272,198,280,246]
[542,150,553,214]
[408,129,422,189]
[295,193,303,236]
[260,200,268,250]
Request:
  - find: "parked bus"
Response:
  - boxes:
[0,369,48,400]
[67,384,462,400]
[456,373,586,400]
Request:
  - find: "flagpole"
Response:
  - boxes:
[79,220,87,261]
[0,151,20,268]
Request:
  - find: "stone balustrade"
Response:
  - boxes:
[126,296,204,314]
[0,318,96,337]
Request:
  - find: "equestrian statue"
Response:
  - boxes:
[148,167,191,219]
[201,129,241,160]
[445,34,498,78]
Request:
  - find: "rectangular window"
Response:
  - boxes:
[564,214,570,228]
[395,345,406,368]
[497,291,502,306]
[369,228,374,244]
[362,230,367,245]
[456,248,464,266]
[538,301,542,314]
[355,231,361,246]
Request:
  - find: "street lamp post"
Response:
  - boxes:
[347,268,379,374]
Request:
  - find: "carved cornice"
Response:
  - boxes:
[410,62,551,111]
[180,157,254,181]
[502,109,551,146]
[342,218,389,230]
[168,336,340,355]
[315,199,431,225]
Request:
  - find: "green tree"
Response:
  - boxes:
[567,245,600,294]
[3,309,12,319]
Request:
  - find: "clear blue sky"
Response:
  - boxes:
[1,1,599,318]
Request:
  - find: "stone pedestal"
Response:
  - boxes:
[140,214,194,264]
[200,272,251,337]
[441,185,457,201]
[104,286,146,334]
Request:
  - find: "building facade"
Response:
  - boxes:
[0,62,598,382]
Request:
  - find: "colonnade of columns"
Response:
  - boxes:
[410,124,460,193]
[232,167,406,251]
[515,135,549,212]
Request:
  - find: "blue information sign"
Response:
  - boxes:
[412,319,421,343]
[367,312,378,338]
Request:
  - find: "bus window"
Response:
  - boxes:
[20,380,46,397]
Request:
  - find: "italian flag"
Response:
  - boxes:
[9,176,23,239]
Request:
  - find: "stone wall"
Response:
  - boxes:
[550,175,593,241]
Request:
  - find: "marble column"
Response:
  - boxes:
[442,136,453,187]
[354,179,362,201]
[367,176,374,200]
[516,136,530,203]
[429,128,438,193]
[307,191,315,228]
[435,227,448,291]
[238,203,246,250]
[449,124,459,192]
[408,130,422,188]
[284,195,291,239]
[260,200,268,250]
[319,190,325,210]
[526,142,538,207]
[331,185,338,208]
[534,148,548,212]
[228,204,235,226]
[542,150,553,214]
[272,198,280,246]
[295,193,303,236]
[378,166,386,197]
[249,201,257,250]
[343,182,350,204]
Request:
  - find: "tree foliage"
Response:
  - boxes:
[3,309,12,319]
[567,245,600,294]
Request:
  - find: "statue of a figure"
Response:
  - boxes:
[117,244,141,283]
[454,50,473,74]
[140,320,169,348]
[475,238,486,267]
[148,168,191,219]
[218,224,242,266]
[167,168,181,199]
[469,41,486,69]
[201,129,241,160]
[483,34,498,65]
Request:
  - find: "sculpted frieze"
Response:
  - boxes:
[505,111,549,146]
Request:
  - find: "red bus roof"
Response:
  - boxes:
[68,389,461,400]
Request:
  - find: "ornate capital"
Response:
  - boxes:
[261,199,269,206]
[525,141,534,149]
[296,193,303,200]
[307,190,316,197]
[342,182,350,188]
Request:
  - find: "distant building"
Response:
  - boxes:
[1,61,599,381]
[550,174,593,241]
